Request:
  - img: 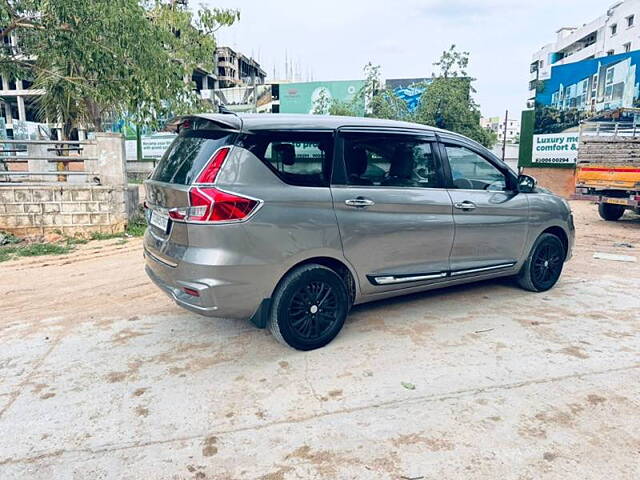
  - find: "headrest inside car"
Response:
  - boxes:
[273,143,296,166]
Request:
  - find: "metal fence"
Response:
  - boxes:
[0,139,98,184]
[579,121,640,137]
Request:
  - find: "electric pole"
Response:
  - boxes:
[502,110,508,161]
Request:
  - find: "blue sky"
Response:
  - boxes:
[203,0,608,119]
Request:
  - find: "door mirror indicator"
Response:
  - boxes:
[517,174,537,193]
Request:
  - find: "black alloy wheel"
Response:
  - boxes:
[287,281,339,341]
[531,241,564,290]
[517,233,566,292]
[269,264,349,350]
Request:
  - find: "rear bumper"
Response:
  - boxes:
[143,244,266,320]
[145,261,220,316]
[573,190,640,209]
[600,195,640,209]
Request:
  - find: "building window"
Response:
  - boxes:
[628,15,635,27]
[540,60,544,68]
[624,42,632,53]
[611,24,617,36]
[607,49,615,56]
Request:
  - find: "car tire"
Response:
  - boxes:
[268,264,349,351]
[598,202,625,221]
[517,233,565,292]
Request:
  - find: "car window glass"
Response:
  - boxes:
[151,131,235,185]
[445,146,507,191]
[342,134,443,188]
[240,132,333,187]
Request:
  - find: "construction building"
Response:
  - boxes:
[216,46,267,89]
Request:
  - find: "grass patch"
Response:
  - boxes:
[89,216,147,240]
[0,214,147,262]
[89,231,123,241]
[64,236,89,246]
[126,217,147,237]
[0,242,73,263]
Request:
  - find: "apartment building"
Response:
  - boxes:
[528,0,640,107]
[481,116,521,143]
[216,46,267,89]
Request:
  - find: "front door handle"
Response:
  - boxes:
[345,197,375,208]
[454,201,477,211]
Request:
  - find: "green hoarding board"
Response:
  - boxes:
[518,110,534,168]
[279,80,365,114]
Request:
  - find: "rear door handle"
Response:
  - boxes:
[454,201,476,211]
[345,197,375,208]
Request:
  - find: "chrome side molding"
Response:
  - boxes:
[450,263,516,277]
[373,272,447,285]
[370,263,517,286]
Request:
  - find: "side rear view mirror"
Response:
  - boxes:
[517,174,537,193]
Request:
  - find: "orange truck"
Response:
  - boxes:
[575,134,640,221]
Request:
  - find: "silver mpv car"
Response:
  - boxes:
[144,114,574,350]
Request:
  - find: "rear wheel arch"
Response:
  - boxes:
[268,262,350,350]
[274,256,357,306]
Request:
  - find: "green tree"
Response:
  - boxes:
[311,87,331,115]
[0,0,239,138]
[361,62,409,120]
[413,45,496,148]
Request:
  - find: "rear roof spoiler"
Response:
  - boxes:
[164,114,243,133]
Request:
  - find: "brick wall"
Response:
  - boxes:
[522,167,577,198]
[0,185,129,236]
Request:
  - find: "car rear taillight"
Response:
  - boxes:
[169,187,260,223]
[189,187,258,222]
[196,147,230,184]
[167,146,259,224]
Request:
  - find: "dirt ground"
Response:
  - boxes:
[1,201,639,479]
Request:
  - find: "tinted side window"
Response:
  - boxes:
[342,133,443,188]
[151,130,235,185]
[445,146,507,191]
[240,132,333,187]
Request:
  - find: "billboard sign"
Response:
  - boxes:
[532,133,579,164]
[386,78,432,112]
[279,80,365,114]
[125,133,176,161]
[526,49,640,167]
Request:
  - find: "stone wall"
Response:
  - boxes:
[0,133,138,237]
[0,185,134,237]
[126,160,155,183]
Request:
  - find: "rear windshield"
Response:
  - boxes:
[150,130,236,185]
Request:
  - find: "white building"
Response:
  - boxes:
[481,116,521,143]
[528,0,640,107]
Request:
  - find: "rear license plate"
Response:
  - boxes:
[604,198,629,206]
[150,210,169,232]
